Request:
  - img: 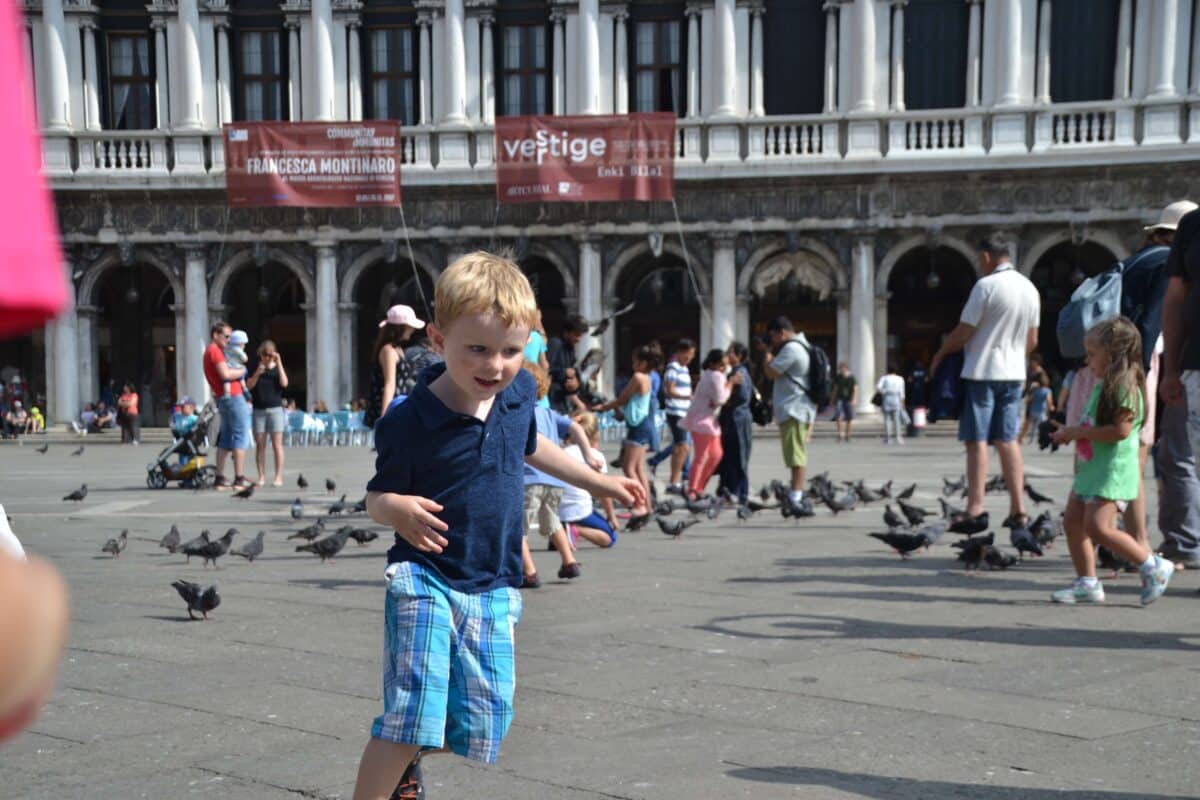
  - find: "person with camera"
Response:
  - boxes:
[246,340,289,487]
[761,317,817,506]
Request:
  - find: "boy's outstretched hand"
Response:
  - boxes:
[595,475,646,510]
[370,494,450,553]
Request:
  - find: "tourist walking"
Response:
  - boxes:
[365,304,424,429]
[929,234,1039,531]
[717,342,753,504]
[876,366,906,445]
[547,314,587,413]
[1020,378,1055,445]
[591,345,658,515]
[832,363,857,442]
[648,339,695,493]
[246,340,288,487]
[681,349,737,498]
[116,382,140,444]
[204,321,251,490]
[762,316,817,506]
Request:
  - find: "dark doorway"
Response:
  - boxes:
[224,263,307,409]
[353,260,435,402]
[1030,240,1119,374]
[96,264,176,426]
[0,334,43,418]
[615,255,700,381]
[520,256,567,341]
[887,246,976,373]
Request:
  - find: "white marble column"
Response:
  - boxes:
[710,235,736,350]
[347,17,362,121]
[182,246,210,403]
[710,0,737,117]
[287,17,302,120]
[823,1,839,113]
[1148,0,1179,99]
[835,290,849,368]
[81,20,102,131]
[338,302,356,405]
[418,12,433,123]
[578,0,601,113]
[215,18,233,125]
[480,12,495,122]
[1192,0,1200,95]
[614,9,629,114]
[176,0,206,128]
[686,5,701,116]
[994,0,1023,107]
[849,236,876,413]
[735,292,751,347]
[890,0,906,111]
[48,266,79,425]
[874,294,888,385]
[850,0,876,112]
[1113,0,1132,98]
[314,241,340,409]
[1034,0,1051,103]
[442,0,468,123]
[77,306,98,409]
[309,0,336,119]
[749,4,765,117]
[41,0,72,131]
[549,10,565,115]
[965,0,982,106]
[577,236,603,361]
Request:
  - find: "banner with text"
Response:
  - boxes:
[494,113,676,204]
[224,122,401,207]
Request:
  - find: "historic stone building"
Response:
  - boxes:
[15,0,1200,424]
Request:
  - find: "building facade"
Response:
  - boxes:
[15,0,1200,424]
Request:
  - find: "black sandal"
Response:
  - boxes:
[390,758,424,800]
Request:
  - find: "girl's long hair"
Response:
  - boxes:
[1089,317,1145,426]
[372,323,412,361]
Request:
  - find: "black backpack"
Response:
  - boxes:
[781,339,833,411]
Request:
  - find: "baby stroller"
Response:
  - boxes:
[146,401,218,489]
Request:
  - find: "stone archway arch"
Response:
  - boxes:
[877,233,980,291]
[339,244,441,305]
[738,236,848,295]
[524,242,578,300]
[1022,228,1128,276]
[209,245,316,310]
[78,247,185,308]
[605,238,711,301]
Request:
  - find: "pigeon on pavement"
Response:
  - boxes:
[983,546,1018,570]
[185,528,236,568]
[876,480,894,499]
[1029,512,1060,548]
[895,482,917,501]
[897,499,930,526]
[297,473,309,490]
[349,496,368,514]
[327,494,349,516]
[179,530,211,562]
[1008,524,1044,559]
[36,443,48,454]
[625,513,652,531]
[883,505,907,529]
[325,478,337,494]
[942,476,966,497]
[63,484,88,502]
[230,530,265,562]
[171,580,221,620]
[347,528,379,546]
[296,528,351,562]
[101,530,128,558]
[939,497,965,519]
[232,483,255,500]
[288,519,326,541]
[736,505,753,523]
[868,531,928,558]
[954,534,994,570]
[1024,482,1054,505]
[290,498,304,519]
[159,524,182,553]
[656,516,699,538]
[71,445,85,457]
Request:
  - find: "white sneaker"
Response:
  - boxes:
[1051,579,1105,604]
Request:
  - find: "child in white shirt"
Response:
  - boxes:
[559,412,619,548]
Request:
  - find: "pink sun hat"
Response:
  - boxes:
[378,304,426,329]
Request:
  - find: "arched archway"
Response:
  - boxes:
[351,259,436,402]
[1030,240,1121,373]
[745,249,840,354]
[520,255,568,340]
[886,245,977,372]
[219,262,308,409]
[614,253,701,379]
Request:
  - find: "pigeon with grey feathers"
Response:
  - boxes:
[290,498,304,519]
[656,516,699,538]
[230,530,266,562]
[101,530,128,558]
[288,518,326,541]
[63,484,88,502]
[172,580,221,620]
[296,528,351,562]
[159,525,182,553]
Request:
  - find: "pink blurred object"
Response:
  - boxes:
[0,0,67,339]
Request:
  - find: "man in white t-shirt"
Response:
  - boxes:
[649,339,696,494]
[929,233,1040,532]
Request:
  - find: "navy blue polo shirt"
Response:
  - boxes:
[367,363,538,592]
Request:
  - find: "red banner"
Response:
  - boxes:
[495,113,675,204]
[224,122,401,207]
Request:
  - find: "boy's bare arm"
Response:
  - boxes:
[565,421,605,471]
[525,433,644,508]
[366,491,449,554]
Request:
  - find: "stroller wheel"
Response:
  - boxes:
[147,469,168,490]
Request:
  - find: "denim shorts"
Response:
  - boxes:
[372,562,522,764]
[216,395,252,450]
[665,413,691,446]
[958,380,1023,443]
[834,399,855,421]
[624,414,657,448]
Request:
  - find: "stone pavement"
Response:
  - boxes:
[1,427,1198,799]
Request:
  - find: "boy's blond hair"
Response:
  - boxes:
[435,251,539,332]
[574,410,598,443]
[524,361,551,400]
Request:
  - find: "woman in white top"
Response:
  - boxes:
[876,366,907,445]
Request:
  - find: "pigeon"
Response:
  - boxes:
[954,535,994,570]
[705,503,723,521]
[942,475,966,497]
[71,445,85,457]
[36,443,48,454]
[63,484,88,502]
[917,521,948,546]
[296,528,351,562]
[822,489,858,514]
[656,516,699,538]
[101,529,128,558]
[159,525,182,553]
[1097,546,1133,578]
[983,546,1018,570]
[327,494,349,516]
[984,475,1007,494]
[349,496,368,514]
[185,528,236,568]
[171,580,220,620]
[883,505,907,529]
[347,528,379,546]
[231,483,255,500]
[876,480,894,499]
[897,499,930,526]
[625,513,652,532]
[781,496,815,519]
[1037,411,1066,452]
[1029,512,1060,548]
[297,473,309,490]
[895,482,917,501]
[759,485,772,502]
[288,519,326,541]
[736,505,754,523]
[230,530,266,562]
[951,532,994,551]
[1024,482,1054,505]
[850,481,884,503]
[325,478,337,494]
[685,495,713,515]
[1008,525,1044,559]
[939,497,965,520]
[745,499,777,513]
[654,499,680,516]
[179,530,211,562]
[869,531,928,558]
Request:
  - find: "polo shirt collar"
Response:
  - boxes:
[409,362,521,430]
[992,262,1015,274]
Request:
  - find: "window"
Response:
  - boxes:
[106,33,154,129]
[237,30,286,121]
[763,0,825,115]
[498,24,549,116]
[365,28,417,122]
[1049,0,1119,102]
[631,19,683,115]
[904,0,969,109]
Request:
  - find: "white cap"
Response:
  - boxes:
[1145,200,1198,233]
[378,304,426,329]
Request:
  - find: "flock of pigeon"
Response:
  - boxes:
[76,472,386,621]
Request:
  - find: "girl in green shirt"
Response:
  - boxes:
[1049,317,1175,606]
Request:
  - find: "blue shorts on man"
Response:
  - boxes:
[365,363,537,763]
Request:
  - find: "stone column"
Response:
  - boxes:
[77,305,99,410]
[614,8,629,114]
[686,5,701,116]
[347,16,363,121]
[40,0,71,131]
[48,265,79,425]
[182,245,210,403]
[81,19,102,131]
[215,17,233,125]
[1148,0,1179,99]
[735,292,752,347]
[835,289,849,368]
[1034,0,1051,103]
[850,0,875,112]
[849,236,876,413]
[310,0,336,119]
[176,0,206,128]
[1112,0,1132,98]
[577,235,603,360]
[710,0,737,117]
[965,0,982,106]
[749,3,765,117]
[313,241,340,410]
[1192,0,1200,95]
[874,293,888,386]
[418,11,433,123]
[338,302,357,405]
[286,16,302,120]
[578,0,601,113]
[994,0,1023,107]
[551,9,566,115]
[442,0,468,123]
[890,0,905,111]
[710,234,737,350]
[480,11,495,122]
[823,1,839,113]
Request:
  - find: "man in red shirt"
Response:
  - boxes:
[204,321,251,489]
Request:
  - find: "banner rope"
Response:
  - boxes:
[488,202,501,254]
[397,204,432,321]
[671,198,711,326]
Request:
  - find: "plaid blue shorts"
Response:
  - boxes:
[371,561,523,764]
